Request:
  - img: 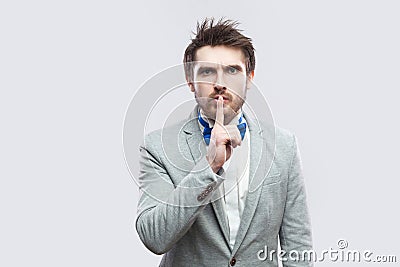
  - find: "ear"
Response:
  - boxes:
[188,83,195,92]
[186,77,195,92]
[246,70,255,89]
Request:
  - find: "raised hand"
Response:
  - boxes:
[206,96,242,173]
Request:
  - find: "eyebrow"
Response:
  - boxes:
[196,64,244,73]
[225,64,243,72]
[197,66,215,72]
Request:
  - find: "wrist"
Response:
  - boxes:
[207,158,221,173]
[211,164,220,174]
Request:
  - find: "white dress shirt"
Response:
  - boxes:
[198,108,250,249]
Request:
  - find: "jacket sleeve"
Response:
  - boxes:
[135,136,225,255]
[279,135,314,267]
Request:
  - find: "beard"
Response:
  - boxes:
[195,90,246,124]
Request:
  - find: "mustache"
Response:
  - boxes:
[208,93,232,101]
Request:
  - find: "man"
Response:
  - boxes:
[136,18,313,266]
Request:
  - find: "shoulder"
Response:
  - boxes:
[256,120,295,147]
[257,120,298,167]
[141,119,192,150]
[274,125,296,150]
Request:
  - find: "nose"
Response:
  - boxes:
[214,72,227,92]
[214,83,226,93]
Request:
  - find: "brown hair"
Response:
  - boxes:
[184,17,255,81]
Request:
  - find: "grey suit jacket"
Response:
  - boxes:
[136,106,313,267]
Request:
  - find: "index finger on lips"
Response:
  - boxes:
[215,96,224,127]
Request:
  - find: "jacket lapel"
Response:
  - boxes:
[231,113,277,255]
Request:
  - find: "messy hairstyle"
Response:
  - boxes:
[183,17,255,81]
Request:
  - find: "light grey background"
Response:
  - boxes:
[1,0,399,266]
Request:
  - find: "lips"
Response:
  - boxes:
[212,95,230,101]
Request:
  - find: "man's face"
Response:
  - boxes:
[188,45,254,123]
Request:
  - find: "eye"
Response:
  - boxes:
[200,68,214,75]
[228,67,238,74]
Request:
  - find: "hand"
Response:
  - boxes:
[206,96,242,173]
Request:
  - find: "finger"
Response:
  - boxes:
[215,95,224,127]
[225,126,242,147]
[225,144,232,162]
[230,136,241,148]
[231,130,242,148]
[218,131,241,148]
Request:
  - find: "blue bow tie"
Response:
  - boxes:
[198,111,247,145]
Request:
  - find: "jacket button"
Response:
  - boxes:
[230,257,236,266]
[197,195,203,201]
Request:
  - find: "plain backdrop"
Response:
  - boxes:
[1,0,399,266]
